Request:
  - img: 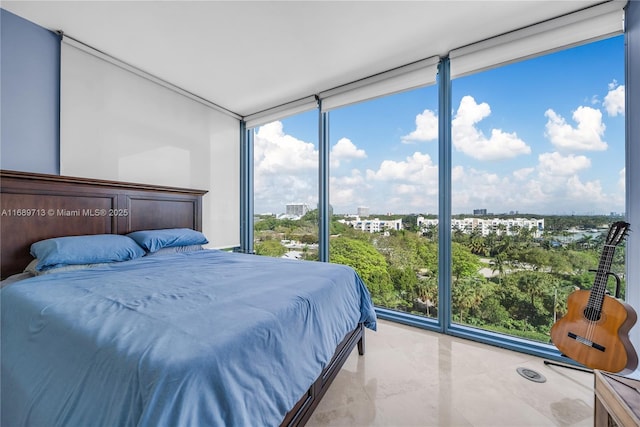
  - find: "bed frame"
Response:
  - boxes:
[0,169,364,426]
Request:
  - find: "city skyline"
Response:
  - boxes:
[253,36,625,217]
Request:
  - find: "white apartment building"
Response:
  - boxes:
[417,217,544,237]
[341,216,403,233]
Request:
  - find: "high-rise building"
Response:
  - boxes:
[286,203,309,217]
[357,207,370,217]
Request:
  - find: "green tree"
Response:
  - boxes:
[254,216,280,231]
[254,240,287,257]
[422,223,438,241]
[512,247,551,271]
[415,277,438,317]
[451,242,481,281]
[401,214,419,232]
[330,219,349,235]
[452,275,491,323]
[478,295,510,326]
[376,232,436,272]
[301,209,319,222]
[468,233,488,256]
[389,266,419,311]
[299,234,317,244]
[565,250,598,274]
[329,237,396,306]
[490,252,508,282]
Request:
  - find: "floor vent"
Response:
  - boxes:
[516,367,547,383]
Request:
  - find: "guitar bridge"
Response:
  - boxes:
[568,332,606,352]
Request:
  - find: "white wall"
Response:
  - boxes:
[60,42,240,248]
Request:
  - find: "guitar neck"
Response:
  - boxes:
[587,244,617,310]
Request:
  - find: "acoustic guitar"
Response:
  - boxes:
[550,221,638,373]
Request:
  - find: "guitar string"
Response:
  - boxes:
[586,221,628,342]
[585,245,613,341]
[585,244,615,342]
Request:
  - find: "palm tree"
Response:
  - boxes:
[490,252,507,284]
[469,234,488,256]
[495,235,514,257]
[452,276,489,323]
[517,225,534,242]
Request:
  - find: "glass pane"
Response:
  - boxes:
[253,110,319,259]
[450,36,626,342]
[329,87,439,318]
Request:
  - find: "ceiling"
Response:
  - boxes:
[3,1,607,118]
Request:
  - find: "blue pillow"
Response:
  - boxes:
[127,228,208,253]
[143,244,204,257]
[30,234,146,272]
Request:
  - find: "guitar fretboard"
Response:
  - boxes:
[586,243,616,316]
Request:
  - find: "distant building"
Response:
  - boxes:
[417,216,544,238]
[312,203,333,218]
[340,216,403,233]
[357,207,370,217]
[285,203,309,218]
[473,209,487,215]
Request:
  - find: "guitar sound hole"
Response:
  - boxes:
[583,307,601,322]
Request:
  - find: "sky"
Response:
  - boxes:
[253,36,625,217]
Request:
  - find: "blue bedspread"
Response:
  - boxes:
[1,250,376,427]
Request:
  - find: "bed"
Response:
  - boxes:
[0,170,377,427]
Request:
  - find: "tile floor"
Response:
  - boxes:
[307,319,595,426]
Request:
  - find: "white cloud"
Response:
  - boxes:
[253,121,318,213]
[331,137,366,167]
[252,97,624,216]
[452,96,531,161]
[401,109,438,143]
[537,152,591,177]
[365,152,437,185]
[565,175,605,203]
[544,106,607,152]
[603,81,625,117]
[513,168,535,181]
[449,156,620,215]
[450,167,517,211]
[452,165,465,182]
[254,121,317,174]
[395,184,419,194]
[358,152,438,211]
[447,87,622,214]
[330,169,370,208]
[335,168,366,186]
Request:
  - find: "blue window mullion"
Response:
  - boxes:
[438,57,452,333]
[239,121,254,254]
[318,104,330,262]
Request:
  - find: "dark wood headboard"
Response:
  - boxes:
[0,170,207,279]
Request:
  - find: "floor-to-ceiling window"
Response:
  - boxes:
[244,5,628,357]
[449,35,626,343]
[327,87,439,317]
[252,110,319,259]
